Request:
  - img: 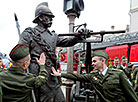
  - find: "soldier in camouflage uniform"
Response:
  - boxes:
[51,51,138,102]
[19,2,82,102]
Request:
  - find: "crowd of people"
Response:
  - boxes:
[110,56,138,96]
[0,1,137,102]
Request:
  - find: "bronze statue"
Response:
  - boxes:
[19,2,80,102]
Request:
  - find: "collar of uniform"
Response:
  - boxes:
[114,65,117,67]
[121,65,127,69]
[9,67,25,73]
[102,67,108,76]
[35,26,53,35]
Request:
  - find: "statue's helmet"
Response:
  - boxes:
[33,2,55,23]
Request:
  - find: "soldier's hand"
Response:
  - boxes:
[35,52,46,65]
[51,67,61,76]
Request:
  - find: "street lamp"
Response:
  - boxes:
[63,0,84,18]
[63,0,84,102]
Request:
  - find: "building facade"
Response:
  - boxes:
[130,0,138,32]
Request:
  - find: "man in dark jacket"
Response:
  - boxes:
[19,2,84,102]
[0,43,48,102]
[51,51,138,102]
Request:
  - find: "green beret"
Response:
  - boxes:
[128,63,133,68]
[121,56,127,61]
[9,43,29,61]
[114,57,119,60]
[93,51,109,60]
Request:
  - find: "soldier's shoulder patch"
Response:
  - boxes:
[135,80,137,84]
[90,70,98,74]
[38,75,45,79]
[28,73,34,75]
[118,69,123,72]
[26,73,35,76]
[111,68,123,72]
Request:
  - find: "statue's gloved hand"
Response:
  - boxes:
[77,28,92,40]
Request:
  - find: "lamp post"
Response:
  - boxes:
[67,13,76,73]
[66,13,77,102]
[63,0,84,102]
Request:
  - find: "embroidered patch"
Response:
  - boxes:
[28,73,34,76]
[135,80,137,84]
[38,75,45,79]
[131,73,133,79]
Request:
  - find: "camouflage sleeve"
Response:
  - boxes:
[61,73,91,82]
[26,65,48,88]
[120,71,138,101]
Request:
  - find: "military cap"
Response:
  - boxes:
[114,57,119,60]
[128,63,134,68]
[9,43,29,61]
[93,51,109,60]
[121,56,127,61]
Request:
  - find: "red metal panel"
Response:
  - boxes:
[105,44,128,66]
[130,44,138,62]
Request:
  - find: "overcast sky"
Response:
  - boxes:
[0,0,130,55]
